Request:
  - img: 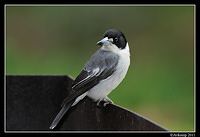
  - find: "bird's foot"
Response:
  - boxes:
[103,96,114,107]
[96,97,114,107]
[103,102,110,107]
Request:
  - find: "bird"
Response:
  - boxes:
[49,29,130,130]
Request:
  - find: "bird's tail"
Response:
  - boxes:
[49,100,74,130]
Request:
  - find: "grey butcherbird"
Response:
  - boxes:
[50,29,130,129]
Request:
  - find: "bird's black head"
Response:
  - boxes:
[103,29,127,49]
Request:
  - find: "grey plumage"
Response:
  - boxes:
[84,49,119,72]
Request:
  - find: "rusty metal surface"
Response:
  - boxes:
[6,75,168,131]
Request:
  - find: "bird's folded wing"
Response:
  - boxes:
[61,49,119,106]
[61,68,114,106]
[61,69,98,106]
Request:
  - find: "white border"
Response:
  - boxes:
[4,4,196,133]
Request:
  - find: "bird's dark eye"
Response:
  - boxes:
[115,37,118,42]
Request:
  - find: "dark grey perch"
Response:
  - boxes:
[6,75,168,131]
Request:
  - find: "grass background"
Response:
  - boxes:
[6,5,195,131]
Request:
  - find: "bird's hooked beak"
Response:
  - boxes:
[96,37,112,46]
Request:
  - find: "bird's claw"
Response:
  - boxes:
[96,97,114,107]
[103,100,113,107]
[103,102,110,107]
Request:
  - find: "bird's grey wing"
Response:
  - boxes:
[61,49,119,106]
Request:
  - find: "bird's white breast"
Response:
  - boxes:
[87,43,130,101]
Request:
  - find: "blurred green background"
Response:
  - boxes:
[6,5,194,131]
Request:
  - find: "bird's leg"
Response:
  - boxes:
[104,96,114,103]
[103,96,114,107]
[96,100,102,107]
